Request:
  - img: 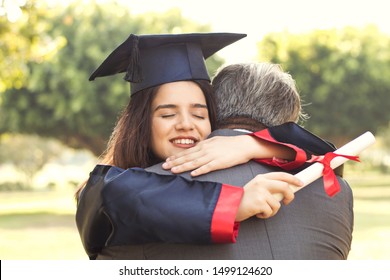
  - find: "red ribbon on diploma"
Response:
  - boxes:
[308,153,360,197]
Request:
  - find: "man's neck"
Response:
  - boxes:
[217,117,267,131]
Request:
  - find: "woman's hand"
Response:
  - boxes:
[235,172,302,222]
[162,135,294,176]
[162,135,255,176]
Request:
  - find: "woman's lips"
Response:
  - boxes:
[170,137,197,148]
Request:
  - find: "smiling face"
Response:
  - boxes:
[150,81,212,160]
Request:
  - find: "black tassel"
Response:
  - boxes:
[124,34,143,83]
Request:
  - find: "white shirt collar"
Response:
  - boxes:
[233,128,253,133]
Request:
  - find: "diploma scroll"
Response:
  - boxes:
[274,131,376,201]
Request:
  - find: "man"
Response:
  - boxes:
[105,62,352,259]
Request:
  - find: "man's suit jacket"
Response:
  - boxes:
[97,129,353,260]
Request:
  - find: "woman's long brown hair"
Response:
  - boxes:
[75,80,216,199]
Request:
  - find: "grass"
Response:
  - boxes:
[0,190,87,259]
[0,171,389,260]
[344,172,390,260]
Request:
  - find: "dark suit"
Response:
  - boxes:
[98,129,353,259]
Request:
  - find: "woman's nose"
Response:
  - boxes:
[175,114,194,130]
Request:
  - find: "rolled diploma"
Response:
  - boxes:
[274,131,376,201]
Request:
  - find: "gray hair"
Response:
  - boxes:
[212,62,306,127]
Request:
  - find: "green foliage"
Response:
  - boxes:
[0,0,220,155]
[257,26,390,146]
[0,0,57,92]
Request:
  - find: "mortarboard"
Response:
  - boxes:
[89,32,246,95]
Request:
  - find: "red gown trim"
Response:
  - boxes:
[210,184,243,243]
[250,129,308,170]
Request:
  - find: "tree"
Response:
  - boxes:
[257,26,390,146]
[0,134,63,188]
[0,0,59,92]
[0,0,222,155]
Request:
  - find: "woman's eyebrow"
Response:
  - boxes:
[154,104,177,111]
[154,103,208,111]
[192,104,208,109]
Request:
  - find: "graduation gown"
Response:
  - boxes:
[76,165,243,259]
[76,122,340,259]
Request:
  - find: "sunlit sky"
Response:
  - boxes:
[122,0,390,63]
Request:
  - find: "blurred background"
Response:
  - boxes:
[1,0,389,259]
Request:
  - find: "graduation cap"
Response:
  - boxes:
[89,32,247,95]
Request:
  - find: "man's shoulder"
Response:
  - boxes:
[146,163,193,180]
[146,162,172,175]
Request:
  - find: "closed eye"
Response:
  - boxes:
[193,114,205,119]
